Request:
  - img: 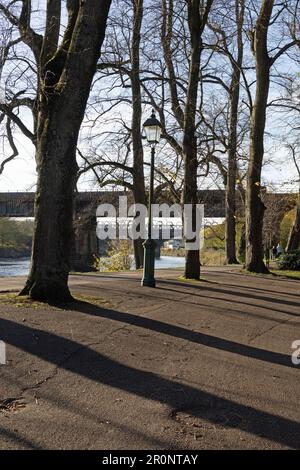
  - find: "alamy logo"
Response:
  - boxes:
[96,196,204,250]
[292,340,300,366]
[0,341,6,365]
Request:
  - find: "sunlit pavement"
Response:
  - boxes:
[0,267,299,449]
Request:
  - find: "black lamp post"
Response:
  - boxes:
[141,109,162,287]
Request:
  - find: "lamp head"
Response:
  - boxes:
[143,109,162,145]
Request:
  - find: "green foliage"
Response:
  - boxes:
[280,209,294,249]
[0,218,33,253]
[271,270,300,280]
[238,228,246,263]
[204,223,225,250]
[94,240,133,272]
[203,219,244,263]
[277,250,300,271]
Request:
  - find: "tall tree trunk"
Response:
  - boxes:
[245,0,274,273]
[20,0,112,302]
[183,134,200,279]
[182,0,213,280]
[132,181,146,269]
[131,0,146,269]
[225,0,244,265]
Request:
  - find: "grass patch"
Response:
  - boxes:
[70,269,134,275]
[177,276,215,284]
[0,293,53,309]
[239,269,271,277]
[0,292,113,310]
[72,294,112,308]
[270,270,300,280]
[240,268,300,281]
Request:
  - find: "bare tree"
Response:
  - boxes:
[181,0,214,279]
[225,0,245,264]
[0,9,34,175]
[79,0,147,268]
[203,0,246,264]
[245,0,299,273]
[0,0,112,302]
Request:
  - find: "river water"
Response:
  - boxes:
[0,256,185,277]
[0,258,31,277]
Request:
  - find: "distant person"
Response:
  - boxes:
[272,246,277,260]
[276,244,284,258]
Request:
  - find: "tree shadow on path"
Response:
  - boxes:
[157,279,300,311]
[1,304,300,449]
[69,301,295,369]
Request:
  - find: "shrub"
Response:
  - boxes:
[93,240,133,272]
[280,209,294,249]
[238,229,246,264]
[277,250,300,271]
[204,223,225,250]
[201,249,226,266]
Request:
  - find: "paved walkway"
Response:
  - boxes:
[0,267,299,449]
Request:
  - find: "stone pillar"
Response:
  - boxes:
[71,215,98,272]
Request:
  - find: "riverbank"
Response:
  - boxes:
[162,248,227,266]
[0,247,31,258]
[0,256,185,278]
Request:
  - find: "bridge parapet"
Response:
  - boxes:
[0,190,227,218]
[0,192,35,217]
[0,190,297,220]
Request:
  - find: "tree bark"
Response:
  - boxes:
[20,0,112,302]
[183,133,200,279]
[182,4,201,280]
[225,0,244,265]
[245,0,274,273]
[131,0,146,269]
[182,0,213,279]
